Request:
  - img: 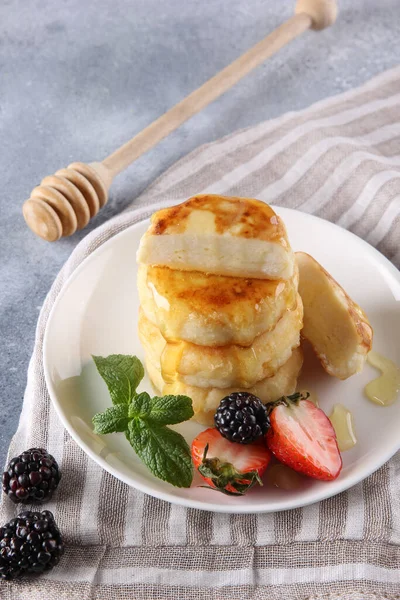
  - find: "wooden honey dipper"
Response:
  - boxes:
[23,0,337,241]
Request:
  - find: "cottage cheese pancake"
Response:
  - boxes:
[138,298,303,389]
[145,348,303,426]
[297,252,373,380]
[137,195,294,280]
[138,263,298,347]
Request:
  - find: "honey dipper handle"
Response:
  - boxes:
[102,1,337,176]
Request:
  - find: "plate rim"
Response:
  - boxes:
[43,205,400,513]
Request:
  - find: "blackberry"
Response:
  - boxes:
[2,448,61,504]
[214,392,270,444]
[0,510,64,580]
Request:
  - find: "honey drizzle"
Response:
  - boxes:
[364,351,400,407]
[329,404,357,452]
[160,341,185,384]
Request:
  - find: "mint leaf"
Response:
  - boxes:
[147,395,194,425]
[127,419,193,488]
[128,393,193,424]
[92,354,195,489]
[92,354,144,405]
[92,404,129,434]
[129,392,152,418]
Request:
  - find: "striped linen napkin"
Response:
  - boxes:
[2,65,400,600]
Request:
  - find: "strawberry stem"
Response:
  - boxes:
[198,444,263,496]
[266,391,310,415]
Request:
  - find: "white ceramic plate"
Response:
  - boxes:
[43,206,400,513]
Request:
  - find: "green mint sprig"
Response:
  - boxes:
[92,354,194,488]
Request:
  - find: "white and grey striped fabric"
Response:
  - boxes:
[2,66,400,600]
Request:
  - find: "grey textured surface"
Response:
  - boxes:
[0,0,399,470]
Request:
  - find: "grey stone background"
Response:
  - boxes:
[0,0,399,467]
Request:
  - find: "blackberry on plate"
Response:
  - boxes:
[2,448,61,504]
[0,510,64,580]
[214,392,270,444]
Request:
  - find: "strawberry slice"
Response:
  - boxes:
[191,428,271,495]
[266,393,342,481]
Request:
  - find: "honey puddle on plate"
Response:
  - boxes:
[364,351,400,407]
[329,404,357,452]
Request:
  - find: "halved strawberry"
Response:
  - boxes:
[191,428,271,495]
[266,393,342,481]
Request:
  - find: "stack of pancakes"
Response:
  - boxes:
[137,195,303,426]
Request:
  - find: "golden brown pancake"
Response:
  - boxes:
[137,195,294,280]
[138,297,303,388]
[145,347,303,426]
[138,263,298,347]
[296,252,373,379]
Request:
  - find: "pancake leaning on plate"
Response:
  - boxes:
[296,252,373,379]
[138,297,303,388]
[145,347,304,426]
[138,263,298,347]
[137,195,294,280]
